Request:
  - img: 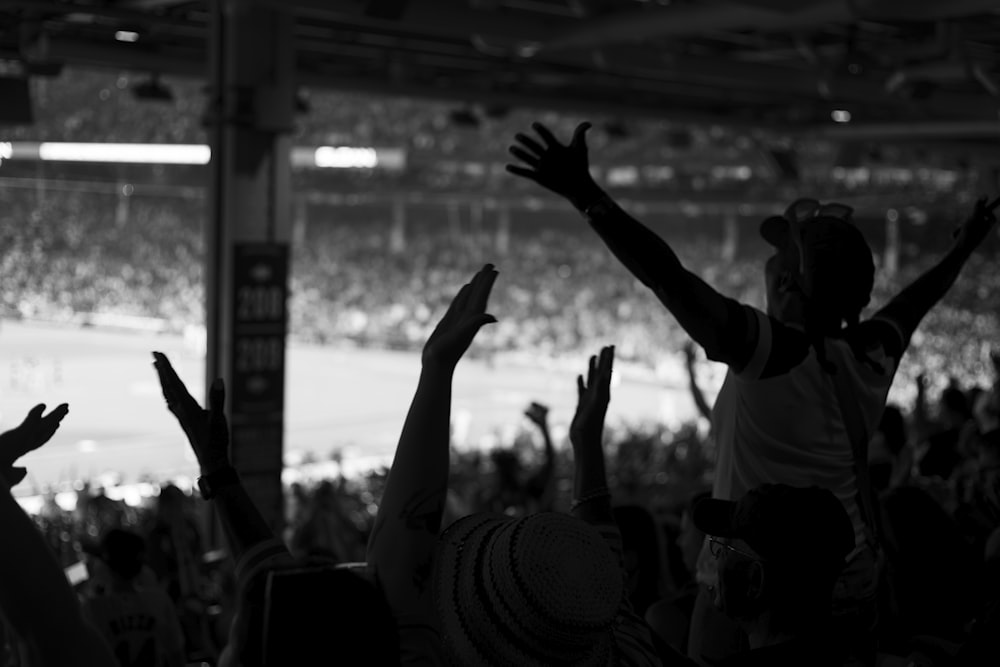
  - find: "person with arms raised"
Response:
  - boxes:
[368,267,662,665]
[507,120,999,665]
[152,352,400,666]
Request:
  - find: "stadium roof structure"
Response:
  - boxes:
[0,1,999,142]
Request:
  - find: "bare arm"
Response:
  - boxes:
[507,122,754,369]
[152,354,281,563]
[0,472,116,667]
[873,196,998,354]
[367,266,498,631]
[568,347,616,529]
[523,402,556,507]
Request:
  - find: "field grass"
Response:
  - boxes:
[2,321,697,491]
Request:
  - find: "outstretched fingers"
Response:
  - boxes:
[514,132,546,156]
[468,264,498,315]
[598,346,615,392]
[508,145,541,167]
[531,122,560,148]
[570,121,592,148]
[504,164,540,182]
[152,352,195,409]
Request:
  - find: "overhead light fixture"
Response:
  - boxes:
[115,30,140,43]
[831,109,852,123]
[132,75,173,102]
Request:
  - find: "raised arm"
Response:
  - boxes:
[569,346,616,527]
[873,196,998,354]
[522,402,557,509]
[0,406,116,667]
[367,265,498,634]
[507,122,753,368]
[152,353,282,567]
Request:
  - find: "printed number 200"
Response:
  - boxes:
[236,338,282,373]
[237,286,283,322]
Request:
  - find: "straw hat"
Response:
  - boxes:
[434,511,623,666]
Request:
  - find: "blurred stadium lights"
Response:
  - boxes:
[312,146,377,168]
[831,109,852,123]
[36,142,210,164]
[114,30,140,43]
[0,141,407,170]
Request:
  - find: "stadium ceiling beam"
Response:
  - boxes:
[34,33,1000,129]
[276,0,567,43]
[294,69,783,132]
[115,0,192,9]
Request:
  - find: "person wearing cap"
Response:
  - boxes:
[506,120,998,665]
[690,484,856,666]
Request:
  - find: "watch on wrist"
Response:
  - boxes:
[197,465,240,500]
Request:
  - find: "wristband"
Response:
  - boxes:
[197,465,241,500]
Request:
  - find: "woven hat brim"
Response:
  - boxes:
[433,512,617,667]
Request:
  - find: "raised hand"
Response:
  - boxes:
[953,195,999,250]
[570,345,615,448]
[152,352,230,473]
[0,403,69,486]
[422,264,498,371]
[505,121,600,207]
[524,402,550,429]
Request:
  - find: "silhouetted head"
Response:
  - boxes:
[760,199,874,334]
[100,528,146,581]
[218,560,399,667]
[613,504,662,616]
[694,484,854,636]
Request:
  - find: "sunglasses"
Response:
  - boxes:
[785,198,854,224]
[708,537,761,561]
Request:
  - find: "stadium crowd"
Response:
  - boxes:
[2,103,1000,667]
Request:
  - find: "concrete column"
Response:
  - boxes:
[205,0,295,536]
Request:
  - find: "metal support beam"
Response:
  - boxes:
[206,0,294,538]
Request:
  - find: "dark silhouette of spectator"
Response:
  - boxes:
[690,484,856,666]
[151,352,400,666]
[614,504,665,618]
[646,490,711,655]
[368,273,662,664]
[81,529,185,667]
[917,376,973,480]
[869,405,909,493]
[0,403,117,665]
[879,486,981,647]
[507,121,999,666]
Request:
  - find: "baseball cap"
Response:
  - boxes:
[693,484,855,576]
[760,198,875,310]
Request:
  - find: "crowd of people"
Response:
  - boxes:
[2,182,999,401]
[2,113,1000,667]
